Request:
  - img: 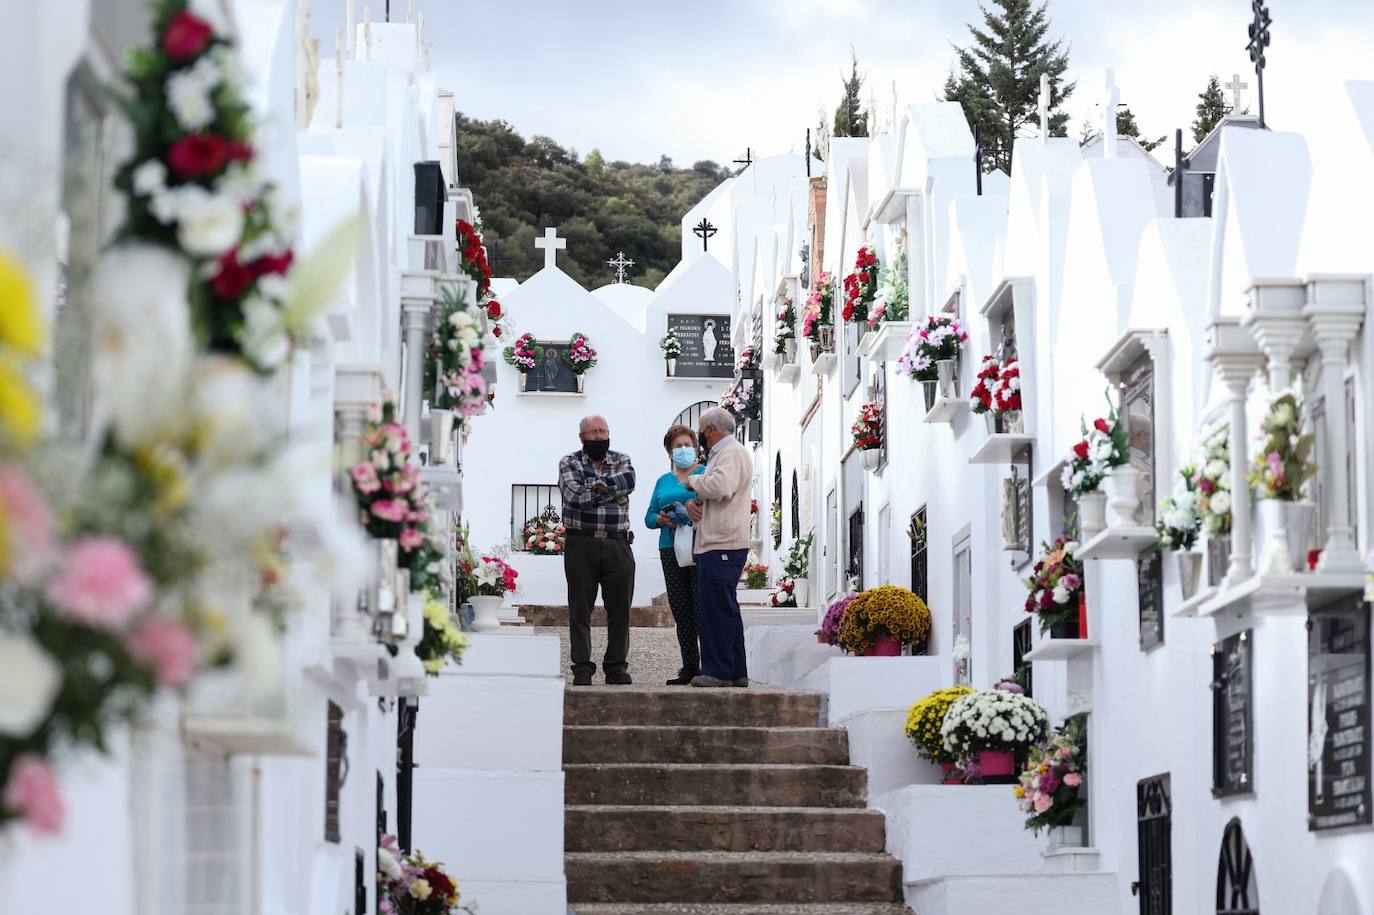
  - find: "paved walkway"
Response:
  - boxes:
[534,625,687,686]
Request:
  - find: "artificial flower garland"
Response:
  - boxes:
[430,283,488,416]
[455,219,492,299]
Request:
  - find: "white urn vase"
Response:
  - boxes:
[666,357,677,376]
[793,576,811,607]
[469,595,503,633]
[861,448,882,470]
[1259,499,1317,574]
[1078,491,1108,538]
[1103,465,1142,526]
[575,374,586,394]
[936,359,960,401]
[1047,824,1084,849]
[517,373,528,393]
[784,337,797,363]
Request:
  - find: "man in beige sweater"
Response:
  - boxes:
[684,407,754,687]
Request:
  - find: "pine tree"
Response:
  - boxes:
[944,0,1075,173]
[832,51,870,138]
[1192,74,1228,143]
[1114,106,1166,151]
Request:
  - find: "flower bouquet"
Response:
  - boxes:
[660,329,682,374]
[502,332,541,392]
[897,314,968,382]
[522,514,566,555]
[377,833,474,915]
[853,403,883,468]
[416,592,468,674]
[736,344,760,375]
[1015,720,1086,838]
[1195,427,1232,537]
[969,355,1023,431]
[484,299,509,340]
[801,272,835,353]
[868,252,909,330]
[905,685,976,777]
[744,561,769,589]
[768,575,797,607]
[838,585,932,656]
[1157,465,1202,552]
[774,298,797,359]
[842,245,879,326]
[1248,391,1318,573]
[817,593,855,645]
[455,218,492,298]
[940,688,1050,783]
[1022,538,1085,637]
[431,282,487,416]
[562,332,598,376]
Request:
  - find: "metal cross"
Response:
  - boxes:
[1246,1,1272,129]
[733,148,753,172]
[1038,73,1050,142]
[534,226,566,269]
[805,129,812,177]
[487,239,509,277]
[973,125,983,196]
[1225,72,1249,111]
[1172,128,1190,218]
[606,251,634,284]
[693,219,717,252]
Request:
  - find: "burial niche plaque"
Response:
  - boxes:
[526,342,581,393]
[1212,630,1253,797]
[1308,592,1371,830]
[666,314,734,378]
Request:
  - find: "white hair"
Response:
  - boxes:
[579,415,608,434]
[699,406,736,435]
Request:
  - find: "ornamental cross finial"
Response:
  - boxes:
[534,226,566,269]
[1246,1,1272,128]
[693,219,717,252]
[606,251,634,284]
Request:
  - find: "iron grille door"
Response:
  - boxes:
[847,504,864,591]
[909,507,928,602]
[1215,818,1259,914]
[324,701,345,843]
[1136,774,1172,915]
[1013,619,1034,698]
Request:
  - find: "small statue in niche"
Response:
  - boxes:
[1001,477,1022,552]
[539,346,561,391]
[702,320,718,362]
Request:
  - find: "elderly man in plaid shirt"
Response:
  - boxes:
[559,414,637,685]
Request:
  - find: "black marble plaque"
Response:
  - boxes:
[525,342,581,393]
[1212,630,1254,797]
[1309,593,1371,830]
[666,314,733,378]
[1137,547,1164,650]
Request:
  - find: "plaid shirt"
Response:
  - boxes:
[559,449,636,533]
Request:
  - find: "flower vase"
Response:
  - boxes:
[1077,590,1088,639]
[977,749,1017,783]
[575,374,586,394]
[793,576,810,607]
[1078,491,1108,538]
[783,338,797,363]
[469,595,503,633]
[818,324,834,352]
[1103,465,1142,526]
[666,358,677,376]
[1048,824,1085,849]
[1259,499,1317,575]
[1049,617,1081,640]
[936,359,960,401]
[1174,550,1204,601]
[1207,537,1232,587]
[517,373,528,393]
[922,381,937,413]
[861,448,881,470]
[868,634,902,656]
[939,761,958,784]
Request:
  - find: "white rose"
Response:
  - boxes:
[132,160,167,196]
[166,65,217,130]
[409,878,432,900]
[1211,491,1232,515]
[1205,459,1227,480]
[0,632,62,737]
[240,297,291,370]
[176,187,245,257]
[377,847,402,879]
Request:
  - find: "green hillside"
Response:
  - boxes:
[455,113,728,289]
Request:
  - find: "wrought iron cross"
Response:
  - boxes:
[733,148,753,172]
[487,239,509,276]
[606,251,634,284]
[973,125,983,196]
[805,129,812,177]
[693,219,717,252]
[1173,128,1191,218]
[1246,1,1272,128]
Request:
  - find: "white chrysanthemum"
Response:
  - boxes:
[0,632,62,738]
[166,57,219,130]
[132,160,167,196]
[240,296,291,370]
[176,187,245,257]
[1205,459,1227,480]
[1211,491,1232,515]
[190,356,281,468]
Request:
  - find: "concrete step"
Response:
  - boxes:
[565,804,888,853]
[564,687,824,728]
[565,850,904,904]
[564,725,849,765]
[573,905,913,915]
[520,604,674,627]
[563,763,866,808]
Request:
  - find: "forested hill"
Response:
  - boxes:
[455,113,729,289]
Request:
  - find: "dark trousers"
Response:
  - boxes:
[564,534,635,677]
[659,548,700,675]
[695,548,749,679]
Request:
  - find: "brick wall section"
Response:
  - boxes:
[808,177,827,285]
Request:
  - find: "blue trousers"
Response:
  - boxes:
[694,548,749,679]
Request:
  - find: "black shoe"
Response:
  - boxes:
[666,669,700,686]
[572,672,593,686]
[605,670,633,685]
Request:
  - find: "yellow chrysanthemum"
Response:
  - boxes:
[0,358,39,446]
[0,252,43,355]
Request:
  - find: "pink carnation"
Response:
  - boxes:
[399,528,424,551]
[1063,772,1082,787]
[127,615,200,687]
[46,536,152,629]
[0,466,54,581]
[369,500,409,523]
[351,462,381,494]
[1034,794,1053,813]
[3,754,64,836]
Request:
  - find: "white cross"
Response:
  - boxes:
[1225,72,1248,111]
[534,226,566,270]
[1102,68,1120,159]
[607,251,634,284]
[1038,73,1049,141]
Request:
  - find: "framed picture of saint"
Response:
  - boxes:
[527,342,580,393]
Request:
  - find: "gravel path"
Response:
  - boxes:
[535,626,689,686]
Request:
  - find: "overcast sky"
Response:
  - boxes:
[311,0,1374,166]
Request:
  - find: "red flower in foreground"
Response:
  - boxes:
[211,252,255,300]
[162,11,214,61]
[251,250,294,278]
[487,300,502,319]
[1093,418,1110,435]
[167,133,234,178]
[1071,440,1090,460]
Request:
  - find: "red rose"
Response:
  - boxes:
[1093,418,1110,434]
[1072,440,1090,460]
[211,252,255,300]
[1307,548,1322,570]
[167,133,234,178]
[162,11,214,61]
[251,250,294,277]
[487,301,502,319]
[493,326,502,338]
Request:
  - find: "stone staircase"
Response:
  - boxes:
[563,687,911,914]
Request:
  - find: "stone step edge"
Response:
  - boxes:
[572,906,912,914]
[565,803,884,814]
[563,687,824,697]
[564,763,865,773]
[566,850,898,863]
[564,725,844,734]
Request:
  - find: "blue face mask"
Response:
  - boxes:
[671,446,697,468]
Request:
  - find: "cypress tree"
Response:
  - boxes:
[833,51,870,139]
[1192,74,1229,142]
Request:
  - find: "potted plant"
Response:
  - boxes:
[802,272,835,357]
[774,297,798,364]
[1156,464,1203,599]
[853,403,883,470]
[660,329,682,376]
[1060,416,1120,538]
[502,332,540,393]
[838,585,932,656]
[868,251,910,332]
[842,244,879,328]
[897,314,969,411]
[906,685,976,782]
[562,331,597,392]
[1090,399,1137,525]
[1195,427,1233,584]
[455,549,518,633]
[783,534,813,606]
[1016,719,1087,847]
[817,593,855,645]
[941,687,1051,784]
[744,561,769,590]
[1023,538,1086,638]
[1248,391,1318,574]
[521,514,566,555]
[969,355,1023,433]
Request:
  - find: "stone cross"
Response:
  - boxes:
[1102,68,1120,159]
[607,251,634,284]
[534,227,566,269]
[1038,73,1049,141]
[1226,72,1248,111]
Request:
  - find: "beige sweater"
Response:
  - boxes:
[686,435,753,553]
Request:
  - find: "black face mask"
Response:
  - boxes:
[582,439,610,461]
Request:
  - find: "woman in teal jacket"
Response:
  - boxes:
[645,423,705,685]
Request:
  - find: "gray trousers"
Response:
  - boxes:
[563,534,635,676]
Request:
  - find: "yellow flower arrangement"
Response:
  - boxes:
[905,685,974,762]
[838,584,932,655]
[419,592,468,674]
[0,252,43,449]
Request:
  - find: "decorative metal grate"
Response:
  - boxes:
[510,484,561,548]
[847,504,864,592]
[324,701,345,843]
[773,453,783,549]
[909,507,928,603]
[1136,774,1172,915]
[1216,818,1259,914]
[1012,619,1034,698]
[790,471,800,539]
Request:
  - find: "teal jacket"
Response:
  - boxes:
[643,466,705,549]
